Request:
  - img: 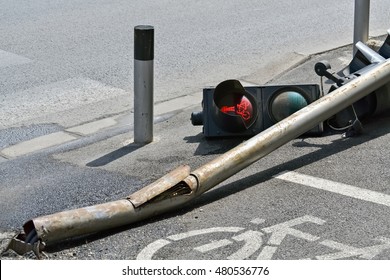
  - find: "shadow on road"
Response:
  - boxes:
[86,143,143,167]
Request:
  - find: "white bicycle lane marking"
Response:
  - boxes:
[137,173,390,260]
[137,215,390,260]
[137,227,245,260]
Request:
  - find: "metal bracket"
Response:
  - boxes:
[314,60,345,86]
[3,233,46,259]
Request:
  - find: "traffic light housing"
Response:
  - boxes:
[191,79,323,138]
[315,31,390,131]
[378,29,390,59]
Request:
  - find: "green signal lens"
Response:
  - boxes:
[270,91,308,122]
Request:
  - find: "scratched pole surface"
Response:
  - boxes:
[13,58,390,252]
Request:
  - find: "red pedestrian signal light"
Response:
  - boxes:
[219,96,253,122]
[191,80,323,138]
[211,80,258,134]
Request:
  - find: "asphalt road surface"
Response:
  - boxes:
[1,1,390,261]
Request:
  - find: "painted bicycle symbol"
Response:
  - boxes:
[137,215,390,260]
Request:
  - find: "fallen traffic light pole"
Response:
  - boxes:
[6,57,390,258]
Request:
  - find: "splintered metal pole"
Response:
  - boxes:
[9,59,390,254]
[134,25,154,144]
[353,0,370,54]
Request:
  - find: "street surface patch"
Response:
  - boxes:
[0,78,127,128]
[0,49,32,68]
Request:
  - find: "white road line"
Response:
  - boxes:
[0,49,32,68]
[228,230,264,260]
[256,245,278,260]
[317,237,390,260]
[250,218,266,225]
[136,239,171,260]
[167,227,244,241]
[275,171,390,207]
[194,239,233,253]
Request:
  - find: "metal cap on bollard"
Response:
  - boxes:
[134,25,154,61]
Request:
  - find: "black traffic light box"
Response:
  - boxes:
[378,29,390,59]
[191,79,323,138]
[315,31,390,131]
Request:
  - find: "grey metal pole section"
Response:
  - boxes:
[353,0,370,54]
[134,25,154,144]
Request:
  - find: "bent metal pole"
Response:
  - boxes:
[12,58,390,252]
